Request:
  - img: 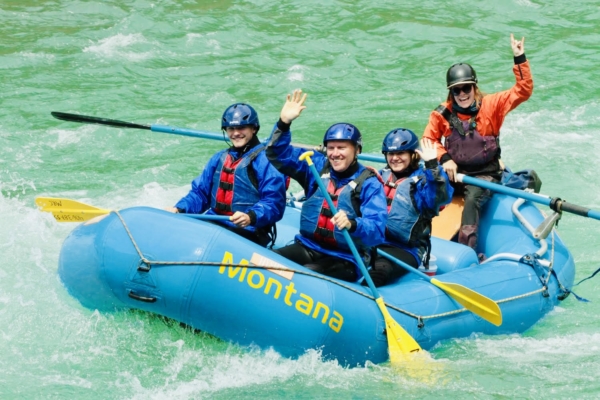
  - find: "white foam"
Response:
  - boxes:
[83,33,154,61]
[287,65,306,82]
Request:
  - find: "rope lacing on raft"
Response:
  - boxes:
[113,210,560,325]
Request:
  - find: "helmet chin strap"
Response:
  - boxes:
[222,129,233,148]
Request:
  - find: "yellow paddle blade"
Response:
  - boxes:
[432,196,464,240]
[35,197,111,222]
[46,208,111,222]
[375,297,422,364]
[431,278,502,326]
[36,197,103,212]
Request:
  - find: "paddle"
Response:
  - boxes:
[50,112,387,164]
[376,249,502,326]
[431,196,464,240]
[298,151,422,362]
[457,174,600,221]
[35,197,231,223]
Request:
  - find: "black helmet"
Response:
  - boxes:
[446,63,477,89]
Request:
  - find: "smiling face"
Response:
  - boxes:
[451,84,476,109]
[326,140,357,172]
[225,126,256,148]
[385,151,412,174]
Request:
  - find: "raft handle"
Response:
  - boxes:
[128,291,157,303]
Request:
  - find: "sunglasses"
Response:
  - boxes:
[451,84,473,96]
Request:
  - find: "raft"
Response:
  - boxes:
[58,192,575,366]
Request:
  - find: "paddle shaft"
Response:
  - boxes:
[51,112,386,164]
[458,174,600,221]
[183,214,231,221]
[299,153,380,296]
[376,249,432,281]
[376,246,503,326]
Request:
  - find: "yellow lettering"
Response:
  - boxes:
[219,251,344,334]
[284,282,297,306]
[312,302,330,324]
[264,277,282,299]
[238,259,249,282]
[219,251,234,274]
[295,293,313,316]
[220,252,244,278]
[329,311,344,333]
[247,270,265,289]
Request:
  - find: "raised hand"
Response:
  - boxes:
[510,33,525,57]
[415,139,438,162]
[280,89,308,124]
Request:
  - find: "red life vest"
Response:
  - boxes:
[213,147,262,215]
[313,179,344,247]
[382,175,407,213]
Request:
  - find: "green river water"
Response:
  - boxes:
[2,0,600,398]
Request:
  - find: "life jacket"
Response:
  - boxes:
[299,164,380,252]
[436,105,499,166]
[380,168,433,264]
[211,145,263,227]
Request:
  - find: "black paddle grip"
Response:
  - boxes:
[51,112,151,130]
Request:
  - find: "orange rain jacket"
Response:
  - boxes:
[423,56,533,164]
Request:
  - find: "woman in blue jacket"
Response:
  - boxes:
[266,90,387,282]
[369,128,453,286]
[167,103,287,247]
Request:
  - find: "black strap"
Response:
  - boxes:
[435,105,466,136]
[315,227,335,238]
[320,208,334,218]
[219,181,233,191]
[349,168,378,217]
[215,202,231,212]
[435,105,452,122]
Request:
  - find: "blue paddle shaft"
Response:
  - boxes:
[458,174,600,221]
[301,154,381,297]
[376,249,432,281]
[184,214,231,221]
[151,124,386,164]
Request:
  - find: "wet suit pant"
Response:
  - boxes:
[369,245,419,287]
[273,241,358,282]
[454,175,499,250]
[217,223,272,247]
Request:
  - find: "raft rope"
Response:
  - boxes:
[112,210,564,326]
[520,231,589,302]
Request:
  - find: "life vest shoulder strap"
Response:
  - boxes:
[435,105,452,122]
[239,144,265,190]
[435,104,468,136]
[349,166,382,216]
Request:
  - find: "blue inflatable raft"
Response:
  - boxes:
[58,193,575,366]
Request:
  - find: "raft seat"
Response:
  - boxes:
[430,237,479,275]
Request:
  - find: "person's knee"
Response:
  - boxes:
[305,263,326,274]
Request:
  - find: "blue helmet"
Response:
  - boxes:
[323,123,362,149]
[221,103,260,133]
[381,128,419,153]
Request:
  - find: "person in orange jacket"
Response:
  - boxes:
[422,34,533,257]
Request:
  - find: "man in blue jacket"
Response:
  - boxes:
[167,103,286,247]
[266,90,387,282]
